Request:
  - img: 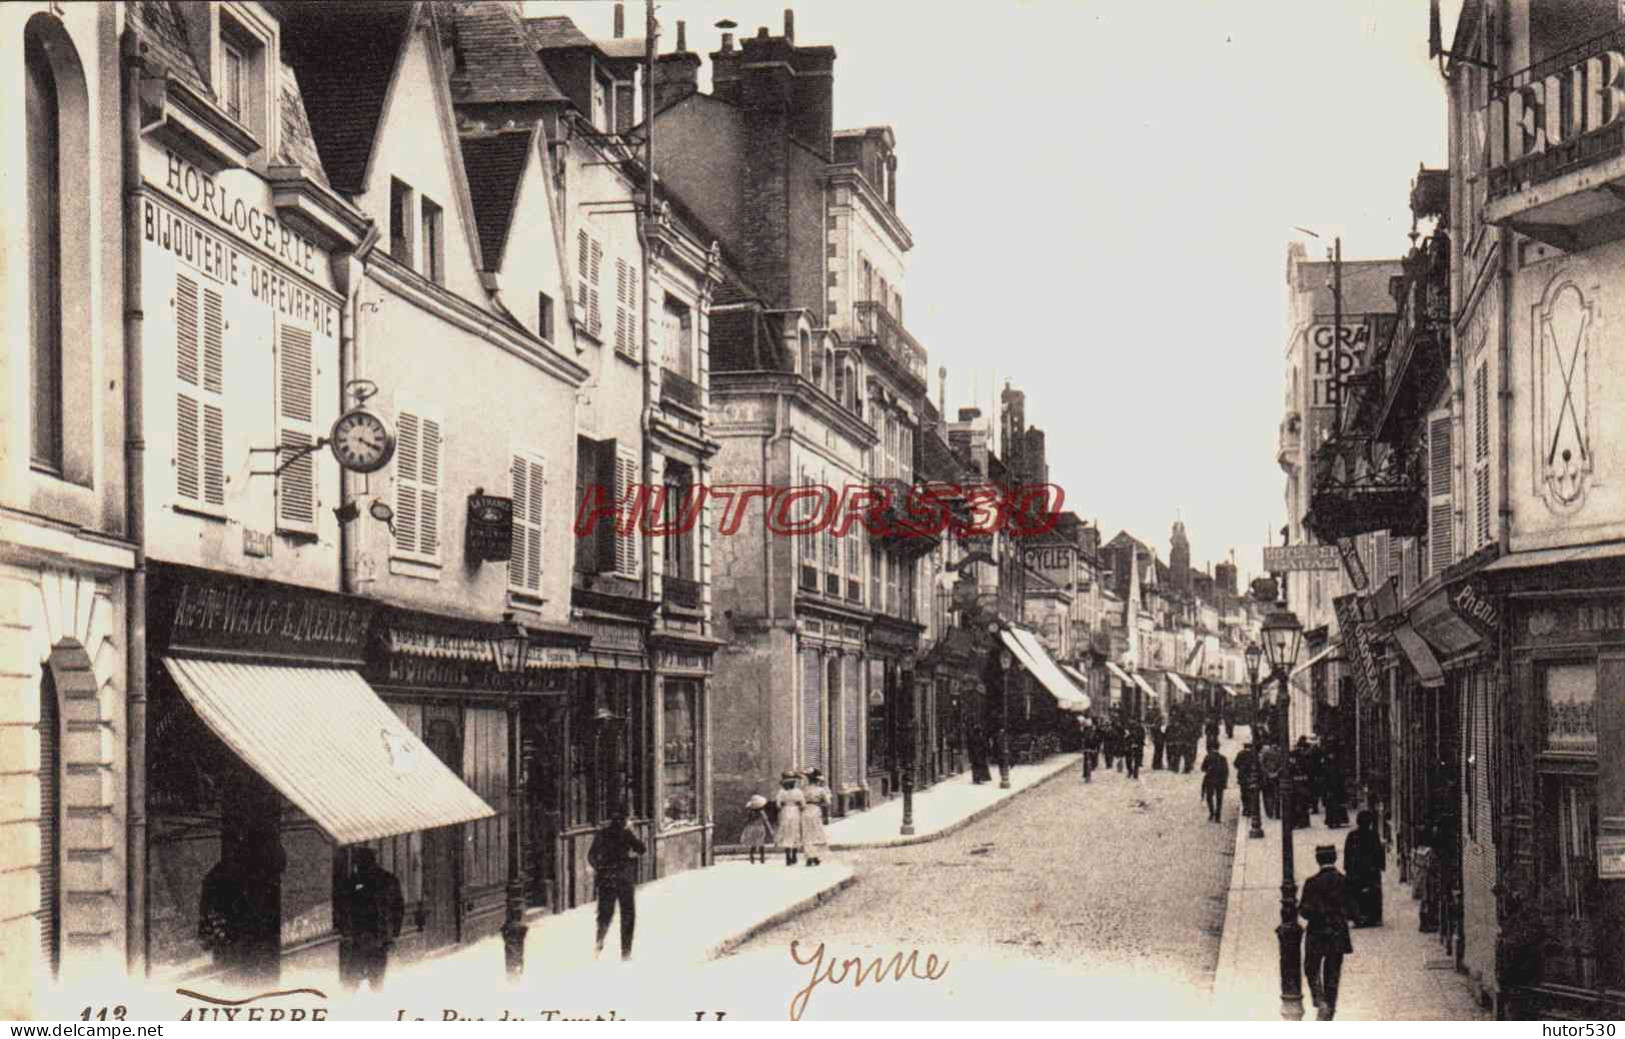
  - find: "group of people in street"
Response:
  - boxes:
[737,768,833,867]
[1077,708,1146,780]
[1295,811,1388,1020]
[1149,702,1211,775]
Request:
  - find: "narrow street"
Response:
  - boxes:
[688,731,1245,1020]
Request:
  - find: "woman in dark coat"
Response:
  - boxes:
[1343,809,1386,927]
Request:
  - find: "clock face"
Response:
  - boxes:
[329,408,396,474]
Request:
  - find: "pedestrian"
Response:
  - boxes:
[1150,718,1167,771]
[1200,744,1229,822]
[1299,844,1354,1020]
[197,830,285,986]
[1344,809,1386,927]
[1078,718,1097,782]
[969,724,992,784]
[1125,717,1144,779]
[800,768,831,866]
[1322,749,1350,829]
[1306,737,1326,816]
[1233,741,1259,820]
[740,794,776,864]
[1260,740,1283,820]
[334,847,405,992]
[774,770,806,865]
[1204,713,1220,746]
[587,803,645,961]
[1223,706,1235,741]
[1164,715,1182,774]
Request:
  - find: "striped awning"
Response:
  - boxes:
[1166,671,1194,697]
[1290,641,1344,678]
[1000,628,1090,711]
[162,657,494,845]
[1105,661,1134,686]
[1059,664,1093,711]
[1132,674,1158,699]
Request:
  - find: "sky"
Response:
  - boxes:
[527,0,1464,582]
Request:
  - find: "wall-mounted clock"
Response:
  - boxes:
[329,407,396,474]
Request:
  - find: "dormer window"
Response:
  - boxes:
[222,42,245,122]
[217,15,266,140]
[591,75,610,132]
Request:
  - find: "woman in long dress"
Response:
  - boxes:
[800,768,831,866]
[1344,808,1386,926]
[774,771,805,866]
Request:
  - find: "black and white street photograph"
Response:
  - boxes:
[2,0,1622,1024]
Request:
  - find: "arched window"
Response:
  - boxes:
[824,348,835,395]
[27,26,63,471]
[845,363,858,412]
[834,361,845,407]
[24,15,89,483]
[37,666,61,978]
[799,330,811,378]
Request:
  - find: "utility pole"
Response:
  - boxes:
[1331,237,1344,438]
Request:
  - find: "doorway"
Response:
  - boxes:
[421,708,463,951]
[522,700,566,911]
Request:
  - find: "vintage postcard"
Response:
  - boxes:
[2,0,1603,1023]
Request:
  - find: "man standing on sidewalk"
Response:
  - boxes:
[589,804,645,961]
[1299,844,1354,1020]
[1200,743,1229,822]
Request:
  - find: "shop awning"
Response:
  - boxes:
[1059,664,1093,711]
[162,657,495,845]
[1132,673,1159,699]
[1411,586,1484,656]
[1105,661,1134,686]
[1000,628,1090,711]
[1290,641,1343,678]
[1166,671,1194,697]
[1390,624,1445,689]
[1481,540,1625,575]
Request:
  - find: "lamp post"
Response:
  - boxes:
[489,614,531,981]
[1244,641,1266,840]
[1261,607,1305,1021]
[996,648,1013,789]
[900,719,917,836]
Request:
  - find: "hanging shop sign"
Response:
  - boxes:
[1263,544,1341,571]
[465,493,514,564]
[1449,576,1499,641]
[372,614,577,694]
[1336,537,1369,592]
[150,563,372,666]
[1333,594,1381,704]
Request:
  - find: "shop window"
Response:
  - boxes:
[421,196,444,286]
[569,671,645,827]
[1544,662,1597,754]
[662,680,698,826]
[1537,772,1602,989]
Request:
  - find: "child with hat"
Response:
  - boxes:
[740,794,775,864]
[800,768,831,866]
[774,771,806,866]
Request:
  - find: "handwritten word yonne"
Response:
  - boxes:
[787,940,949,1021]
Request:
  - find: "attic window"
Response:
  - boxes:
[591,75,610,133]
[218,16,266,140]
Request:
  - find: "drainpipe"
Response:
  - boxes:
[121,27,148,979]
[765,394,791,624]
[639,1,658,602]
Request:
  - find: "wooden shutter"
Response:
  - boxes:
[276,325,318,533]
[419,416,441,557]
[613,445,641,579]
[175,274,225,508]
[802,650,822,767]
[394,409,439,560]
[1427,410,1454,577]
[1474,360,1492,549]
[509,452,544,594]
[589,238,603,335]
[1374,531,1390,586]
[615,258,628,353]
[575,229,591,328]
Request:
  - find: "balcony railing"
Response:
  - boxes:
[662,574,702,611]
[1372,234,1450,446]
[1488,24,1625,200]
[852,301,928,388]
[660,366,703,415]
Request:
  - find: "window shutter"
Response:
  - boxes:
[576,229,591,322]
[615,258,628,353]
[174,274,225,507]
[1428,410,1454,577]
[1374,531,1390,586]
[276,325,318,532]
[395,411,420,555]
[419,417,441,557]
[1474,361,1492,549]
[614,445,641,579]
[509,452,545,594]
[589,238,603,335]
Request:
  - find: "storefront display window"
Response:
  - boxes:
[1544,663,1597,754]
[663,680,699,826]
[1537,773,1606,989]
[569,671,647,827]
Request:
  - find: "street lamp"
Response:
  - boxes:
[1244,642,1265,841]
[996,647,1014,789]
[1260,606,1305,1021]
[900,719,917,837]
[489,614,530,981]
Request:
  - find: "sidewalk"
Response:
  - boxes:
[822,753,1082,849]
[1211,792,1488,1020]
[283,858,855,1004]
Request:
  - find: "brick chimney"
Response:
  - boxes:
[653,20,701,110]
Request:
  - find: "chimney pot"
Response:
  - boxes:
[721,32,734,51]
[614,2,625,38]
[784,8,795,42]
[757,26,770,39]
[676,20,687,52]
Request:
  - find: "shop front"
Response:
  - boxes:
[867,615,924,800]
[363,606,583,949]
[919,626,984,783]
[797,612,867,812]
[650,636,718,879]
[143,564,492,986]
[1483,544,1625,1019]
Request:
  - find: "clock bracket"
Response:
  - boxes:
[248,436,330,479]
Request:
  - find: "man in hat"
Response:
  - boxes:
[334,847,405,992]
[1259,740,1283,820]
[1233,740,1259,820]
[588,803,645,960]
[1299,844,1354,1020]
[1200,742,1229,822]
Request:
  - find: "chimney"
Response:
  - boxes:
[653,21,701,110]
[711,19,741,103]
[613,2,625,38]
[784,8,795,43]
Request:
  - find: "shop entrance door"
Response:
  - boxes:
[523,701,566,911]
[422,710,463,951]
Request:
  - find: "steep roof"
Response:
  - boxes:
[446,3,567,105]
[284,2,417,195]
[525,16,595,51]
[1297,258,1403,317]
[128,1,211,97]
[459,129,534,271]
